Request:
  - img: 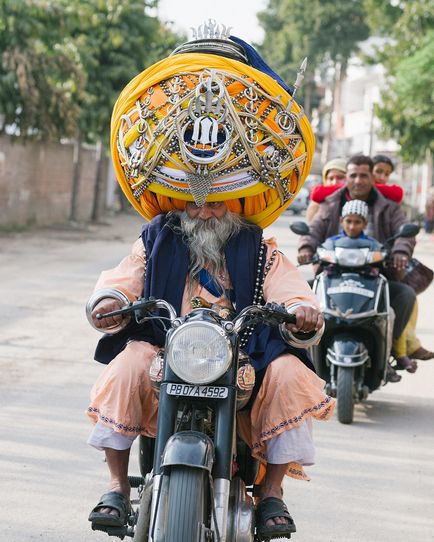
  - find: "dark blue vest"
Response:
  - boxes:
[94,214,314,374]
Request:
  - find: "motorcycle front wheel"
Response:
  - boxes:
[337,366,354,424]
[165,466,210,542]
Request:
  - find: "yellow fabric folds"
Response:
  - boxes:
[111,53,315,229]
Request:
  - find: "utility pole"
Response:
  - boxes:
[69,133,82,222]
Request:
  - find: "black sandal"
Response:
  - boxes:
[88,491,130,529]
[395,356,418,374]
[386,363,402,383]
[256,497,296,540]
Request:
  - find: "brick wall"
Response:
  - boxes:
[0,136,104,227]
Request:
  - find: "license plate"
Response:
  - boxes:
[167,383,228,399]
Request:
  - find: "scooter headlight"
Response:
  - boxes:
[335,247,369,267]
[317,248,336,263]
[166,322,232,384]
[367,250,387,263]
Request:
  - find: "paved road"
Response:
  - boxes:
[1,211,433,541]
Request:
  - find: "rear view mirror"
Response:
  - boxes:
[385,223,419,246]
[397,223,419,238]
[290,221,310,236]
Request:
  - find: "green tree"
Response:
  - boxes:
[365,0,434,162]
[258,0,370,161]
[0,0,85,139]
[362,0,403,36]
[258,0,370,114]
[65,0,182,220]
[0,0,182,220]
[68,0,180,147]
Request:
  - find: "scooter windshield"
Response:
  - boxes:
[325,274,377,315]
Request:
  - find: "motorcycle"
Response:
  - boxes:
[291,221,419,424]
[88,296,301,541]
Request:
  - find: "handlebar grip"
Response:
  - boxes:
[96,298,158,320]
[283,313,297,325]
[96,307,128,319]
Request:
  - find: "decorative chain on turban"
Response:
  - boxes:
[111,45,315,228]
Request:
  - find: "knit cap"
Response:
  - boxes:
[321,157,346,184]
[341,199,368,220]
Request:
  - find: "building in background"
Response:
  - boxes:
[317,39,433,218]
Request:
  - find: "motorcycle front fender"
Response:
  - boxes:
[160,431,214,472]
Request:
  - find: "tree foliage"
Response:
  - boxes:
[0,0,182,143]
[67,0,182,145]
[362,0,403,36]
[258,0,370,94]
[0,1,84,139]
[366,0,434,162]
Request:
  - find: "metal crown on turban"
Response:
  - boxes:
[111,20,315,229]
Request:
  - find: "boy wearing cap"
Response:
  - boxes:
[329,199,378,244]
[326,199,417,379]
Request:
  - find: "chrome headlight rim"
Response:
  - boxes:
[166,320,232,384]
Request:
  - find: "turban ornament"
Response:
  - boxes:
[111,20,315,228]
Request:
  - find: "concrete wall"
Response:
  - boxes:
[0,136,102,227]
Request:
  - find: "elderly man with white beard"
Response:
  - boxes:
[86,200,335,538]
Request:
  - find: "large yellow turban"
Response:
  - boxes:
[111,49,315,229]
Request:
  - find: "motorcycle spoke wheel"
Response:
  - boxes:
[337,366,354,424]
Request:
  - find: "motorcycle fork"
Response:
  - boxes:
[148,387,176,542]
[211,386,237,542]
[329,363,337,396]
[149,383,237,542]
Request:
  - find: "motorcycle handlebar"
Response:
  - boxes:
[97,297,177,322]
[97,298,296,331]
[233,302,296,333]
[297,255,319,266]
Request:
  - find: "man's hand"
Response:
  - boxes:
[392,252,409,272]
[91,298,125,329]
[286,306,324,334]
[297,248,314,265]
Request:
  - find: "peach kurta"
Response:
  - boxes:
[87,237,335,479]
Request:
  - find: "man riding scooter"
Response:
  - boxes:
[297,155,417,380]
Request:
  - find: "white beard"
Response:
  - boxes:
[174,210,243,286]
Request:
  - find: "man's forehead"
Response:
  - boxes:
[347,163,371,175]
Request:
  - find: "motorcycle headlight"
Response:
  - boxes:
[166,322,232,384]
[335,247,369,267]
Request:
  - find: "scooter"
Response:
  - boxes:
[291,222,419,424]
[88,297,301,541]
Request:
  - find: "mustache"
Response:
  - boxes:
[172,210,244,281]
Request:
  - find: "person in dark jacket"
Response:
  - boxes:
[298,154,416,349]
